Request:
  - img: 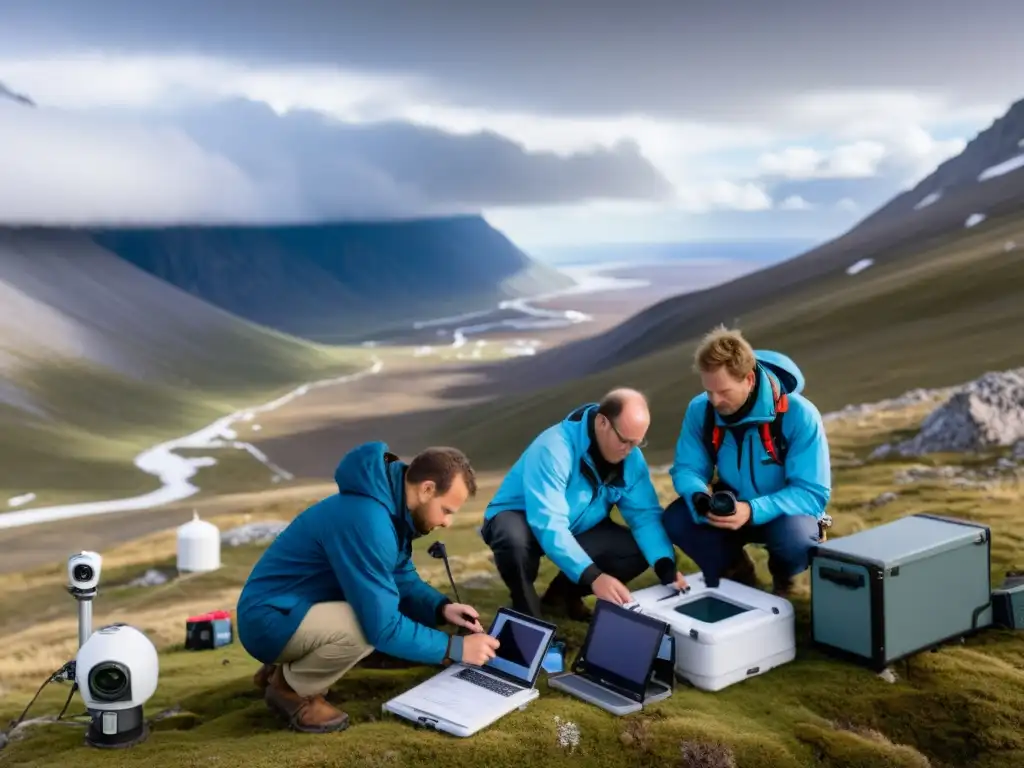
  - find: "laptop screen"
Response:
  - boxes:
[579,602,665,695]
[484,610,556,685]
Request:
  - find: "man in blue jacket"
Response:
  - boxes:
[236,441,498,733]
[664,326,832,596]
[481,388,688,620]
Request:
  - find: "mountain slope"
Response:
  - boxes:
[445,97,1024,399]
[0,228,366,501]
[438,205,1024,470]
[92,215,574,342]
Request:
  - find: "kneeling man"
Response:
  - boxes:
[237,441,498,733]
[664,326,832,596]
[481,388,687,620]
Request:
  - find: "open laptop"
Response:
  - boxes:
[547,599,672,716]
[382,607,557,737]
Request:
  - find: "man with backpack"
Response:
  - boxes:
[662,326,832,597]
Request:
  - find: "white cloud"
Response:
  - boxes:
[778,195,814,211]
[0,102,289,224]
[0,52,1002,238]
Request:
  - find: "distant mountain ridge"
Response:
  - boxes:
[91,214,574,342]
[445,93,1024,397]
[859,96,1024,228]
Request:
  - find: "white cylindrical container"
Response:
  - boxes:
[176,511,221,573]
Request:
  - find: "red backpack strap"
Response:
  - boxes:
[702,400,724,461]
[759,375,790,465]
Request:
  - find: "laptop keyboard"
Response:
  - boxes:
[454,668,520,697]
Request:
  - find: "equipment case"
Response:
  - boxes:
[810,513,993,670]
[632,575,796,691]
[992,571,1024,630]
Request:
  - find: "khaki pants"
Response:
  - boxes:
[274,602,374,697]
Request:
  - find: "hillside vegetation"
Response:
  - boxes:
[439,208,1024,470]
[0,229,372,504]
[0,404,1021,767]
[93,215,574,343]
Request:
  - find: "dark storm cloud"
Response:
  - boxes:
[4,1,1024,120]
[167,98,675,208]
[0,96,672,225]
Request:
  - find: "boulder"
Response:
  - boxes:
[877,369,1024,456]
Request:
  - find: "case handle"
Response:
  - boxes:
[819,565,865,589]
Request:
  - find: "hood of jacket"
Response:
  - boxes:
[333,440,418,538]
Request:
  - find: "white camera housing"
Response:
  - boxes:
[75,624,159,748]
[68,551,102,595]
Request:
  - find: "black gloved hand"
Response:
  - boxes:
[710,490,737,517]
[691,492,713,516]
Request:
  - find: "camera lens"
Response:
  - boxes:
[73,563,94,582]
[89,662,129,701]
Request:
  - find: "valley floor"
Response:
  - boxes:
[0,259,705,570]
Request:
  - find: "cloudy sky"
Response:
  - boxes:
[2,1,1024,248]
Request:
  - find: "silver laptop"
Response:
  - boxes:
[547,599,672,716]
[382,607,557,737]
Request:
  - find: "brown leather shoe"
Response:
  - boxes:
[722,550,759,588]
[253,663,276,692]
[264,665,349,733]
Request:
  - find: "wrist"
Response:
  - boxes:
[653,557,677,585]
[446,634,464,663]
[579,563,602,588]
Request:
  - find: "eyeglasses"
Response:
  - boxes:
[605,417,648,449]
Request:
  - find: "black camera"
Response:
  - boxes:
[691,490,737,517]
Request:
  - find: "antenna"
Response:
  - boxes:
[427,541,462,604]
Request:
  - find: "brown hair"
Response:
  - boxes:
[694,325,756,380]
[407,446,478,496]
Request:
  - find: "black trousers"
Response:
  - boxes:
[480,509,649,618]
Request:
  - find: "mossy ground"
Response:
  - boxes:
[1,407,1023,768]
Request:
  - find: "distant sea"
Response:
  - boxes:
[532,239,820,269]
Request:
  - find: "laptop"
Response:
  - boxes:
[547,599,673,716]
[382,607,557,737]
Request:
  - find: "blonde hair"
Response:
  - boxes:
[694,325,756,380]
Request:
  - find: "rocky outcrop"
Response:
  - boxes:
[869,369,1024,458]
[221,521,288,547]
[823,386,956,423]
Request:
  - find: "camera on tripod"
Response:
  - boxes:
[63,550,159,749]
[68,551,102,596]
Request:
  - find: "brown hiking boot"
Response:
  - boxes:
[722,550,759,588]
[541,575,593,622]
[253,663,276,692]
[264,665,349,734]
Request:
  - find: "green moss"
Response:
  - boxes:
[2,419,1023,767]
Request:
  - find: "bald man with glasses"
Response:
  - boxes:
[480,389,688,620]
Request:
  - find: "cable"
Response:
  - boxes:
[1,661,83,744]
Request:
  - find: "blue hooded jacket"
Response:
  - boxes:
[236,441,453,666]
[483,403,676,585]
[670,350,832,526]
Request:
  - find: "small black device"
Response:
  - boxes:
[428,541,462,604]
